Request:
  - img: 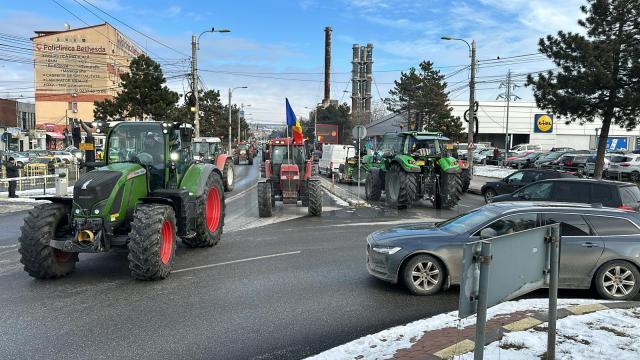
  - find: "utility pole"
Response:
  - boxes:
[228,88,232,152]
[467,40,477,177]
[191,34,200,138]
[238,103,243,144]
[498,69,520,166]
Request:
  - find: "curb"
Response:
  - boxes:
[392,301,640,360]
[318,177,369,207]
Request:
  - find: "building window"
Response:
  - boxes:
[82,38,86,42]
[68,102,78,112]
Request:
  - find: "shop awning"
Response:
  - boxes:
[45,131,65,140]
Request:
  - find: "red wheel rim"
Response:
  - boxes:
[205,186,221,233]
[160,220,173,264]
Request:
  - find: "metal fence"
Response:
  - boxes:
[0,163,83,193]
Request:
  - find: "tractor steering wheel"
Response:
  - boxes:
[136,152,154,166]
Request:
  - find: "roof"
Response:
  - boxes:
[536,177,634,186]
[31,23,109,40]
[366,112,407,137]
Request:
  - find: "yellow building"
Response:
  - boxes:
[31,23,142,129]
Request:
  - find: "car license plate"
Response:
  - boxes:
[415,160,425,166]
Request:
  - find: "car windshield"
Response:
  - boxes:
[434,208,498,234]
[107,123,165,166]
[525,152,540,159]
[611,155,631,162]
[271,146,305,164]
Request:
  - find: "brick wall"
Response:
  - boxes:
[0,99,17,127]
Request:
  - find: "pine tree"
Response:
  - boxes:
[385,61,464,141]
[527,0,640,179]
[94,54,179,121]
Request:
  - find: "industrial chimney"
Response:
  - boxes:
[323,27,332,106]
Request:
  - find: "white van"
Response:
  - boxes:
[319,144,354,177]
[510,144,541,155]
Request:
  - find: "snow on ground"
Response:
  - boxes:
[475,307,640,360]
[324,188,350,207]
[307,299,608,360]
[474,165,517,179]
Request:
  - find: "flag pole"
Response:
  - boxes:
[286,125,291,164]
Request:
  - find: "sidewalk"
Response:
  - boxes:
[308,299,640,360]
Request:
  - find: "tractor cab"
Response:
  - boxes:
[193,137,223,163]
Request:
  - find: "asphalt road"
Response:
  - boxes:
[0,162,612,360]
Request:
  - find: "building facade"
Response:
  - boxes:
[31,23,142,130]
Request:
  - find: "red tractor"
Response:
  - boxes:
[257,138,322,217]
[193,137,235,192]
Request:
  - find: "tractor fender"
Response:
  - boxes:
[438,157,461,173]
[215,154,230,171]
[305,160,312,180]
[34,196,73,206]
[265,160,272,178]
[180,163,223,197]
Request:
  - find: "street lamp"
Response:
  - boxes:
[228,86,247,152]
[192,27,230,137]
[442,35,477,178]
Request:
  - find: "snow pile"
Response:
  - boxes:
[0,185,74,198]
[474,165,517,179]
[307,299,607,360]
[478,307,640,360]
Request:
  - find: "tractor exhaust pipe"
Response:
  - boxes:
[77,230,95,243]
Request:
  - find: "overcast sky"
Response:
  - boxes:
[0,0,585,124]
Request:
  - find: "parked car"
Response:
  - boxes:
[318,144,354,177]
[481,169,577,203]
[492,178,640,211]
[473,148,496,164]
[50,150,75,164]
[534,151,569,168]
[555,153,590,172]
[584,155,611,176]
[510,143,541,155]
[607,154,640,181]
[550,147,575,152]
[510,152,542,169]
[366,202,640,299]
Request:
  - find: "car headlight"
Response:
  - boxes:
[372,246,402,255]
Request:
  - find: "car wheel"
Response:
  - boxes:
[631,171,640,183]
[594,260,640,300]
[402,254,445,296]
[483,188,497,203]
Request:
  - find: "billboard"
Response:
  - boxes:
[606,137,628,150]
[534,114,553,133]
[316,124,339,144]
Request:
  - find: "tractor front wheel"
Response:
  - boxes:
[184,172,225,248]
[308,179,322,216]
[223,160,235,192]
[19,203,77,279]
[460,168,470,193]
[127,204,177,280]
[258,181,273,218]
[365,171,382,201]
[434,171,463,209]
[385,163,416,209]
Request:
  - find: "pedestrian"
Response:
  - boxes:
[5,156,19,198]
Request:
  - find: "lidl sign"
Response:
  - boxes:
[534,114,553,133]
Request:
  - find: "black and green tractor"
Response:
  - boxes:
[363,131,463,209]
[19,121,226,281]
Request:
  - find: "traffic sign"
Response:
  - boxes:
[468,143,477,150]
[352,125,367,140]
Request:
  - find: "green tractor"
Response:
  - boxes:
[363,131,463,209]
[19,121,226,281]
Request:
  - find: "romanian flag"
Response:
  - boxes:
[293,119,303,144]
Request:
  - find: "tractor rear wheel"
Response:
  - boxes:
[385,163,415,209]
[308,179,322,216]
[434,170,463,209]
[223,160,235,192]
[184,172,225,248]
[258,181,273,218]
[460,168,470,193]
[127,204,176,280]
[19,203,77,279]
[365,171,382,201]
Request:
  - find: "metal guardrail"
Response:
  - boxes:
[1,163,82,194]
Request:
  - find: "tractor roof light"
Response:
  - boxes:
[170,152,180,161]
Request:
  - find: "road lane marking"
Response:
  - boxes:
[227,183,257,202]
[0,244,17,249]
[173,251,301,273]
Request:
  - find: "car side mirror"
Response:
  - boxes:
[518,193,531,200]
[480,228,497,240]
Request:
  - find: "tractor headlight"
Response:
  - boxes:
[170,152,179,161]
[94,209,100,215]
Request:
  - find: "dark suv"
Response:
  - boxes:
[481,169,577,203]
[492,178,640,210]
